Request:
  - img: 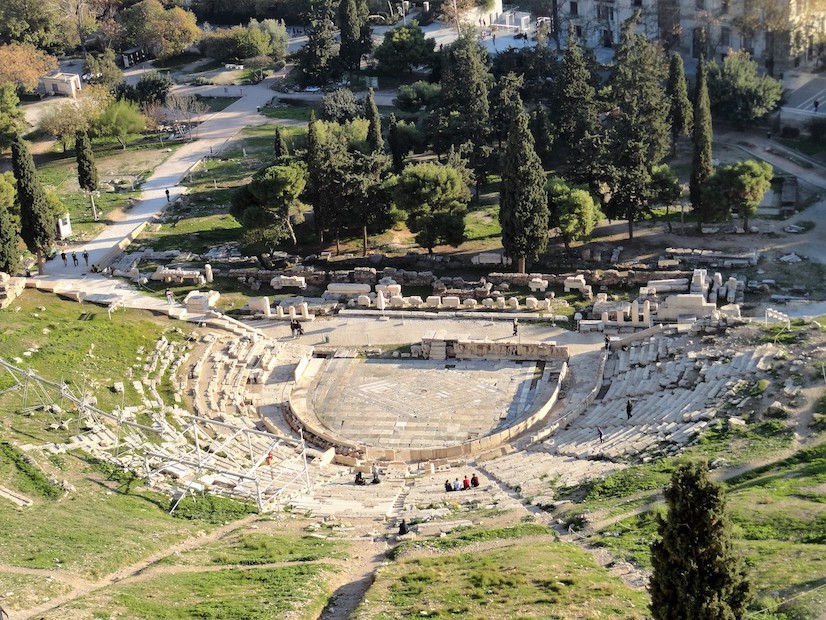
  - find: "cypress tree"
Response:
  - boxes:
[666,52,693,155]
[295,0,338,86]
[304,112,327,241]
[491,72,524,149]
[530,104,553,169]
[650,461,752,619]
[338,0,363,72]
[605,14,669,239]
[274,126,289,158]
[75,129,99,220]
[0,204,20,274]
[387,113,405,173]
[12,135,54,274]
[690,58,714,228]
[365,88,383,153]
[499,105,548,273]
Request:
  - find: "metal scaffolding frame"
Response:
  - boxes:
[0,357,313,513]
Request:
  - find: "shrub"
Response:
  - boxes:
[320,88,363,123]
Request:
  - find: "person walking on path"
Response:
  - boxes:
[626,399,633,419]
[597,426,604,444]
[61,251,67,267]
[165,288,174,305]
[815,100,820,113]
[165,188,170,202]
[512,318,519,336]
[82,250,89,266]
[71,251,79,266]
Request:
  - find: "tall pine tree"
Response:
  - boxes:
[499,104,548,273]
[365,88,383,153]
[605,14,669,239]
[387,113,405,173]
[666,52,692,155]
[690,57,714,229]
[491,72,524,149]
[437,32,491,200]
[650,461,752,619]
[274,126,289,157]
[530,104,553,169]
[75,129,99,221]
[553,26,603,187]
[294,0,338,87]
[304,112,327,241]
[338,0,363,72]
[12,135,54,273]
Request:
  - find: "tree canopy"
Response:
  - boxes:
[0,84,23,150]
[232,161,307,247]
[546,177,601,249]
[704,160,773,232]
[604,15,669,238]
[0,44,57,91]
[707,52,783,126]
[690,58,715,227]
[552,27,603,187]
[12,135,55,273]
[374,23,436,75]
[94,100,146,150]
[650,461,752,619]
[666,52,692,151]
[293,0,339,87]
[120,0,201,60]
[394,162,469,253]
[499,105,548,273]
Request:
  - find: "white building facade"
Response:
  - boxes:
[551,0,826,74]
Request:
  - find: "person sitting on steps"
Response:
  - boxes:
[470,473,480,488]
[355,471,365,485]
[445,479,453,492]
[398,519,410,535]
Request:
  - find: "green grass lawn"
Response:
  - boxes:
[159,530,349,566]
[0,290,193,416]
[260,104,315,122]
[0,453,212,580]
[142,213,243,253]
[56,564,335,620]
[356,538,649,619]
[197,95,237,113]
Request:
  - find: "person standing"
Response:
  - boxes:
[165,188,170,202]
[82,250,89,266]
[597,426,604,444]
[512,318,519,336]
[71,251,78,266]
[626,399,633,419]
[814,99,820,113]
[61,251,67,267]
[165,288,174,305]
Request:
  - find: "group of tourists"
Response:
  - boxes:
[445,474,479,492]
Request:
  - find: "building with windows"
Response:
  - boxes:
[549,0,826,74]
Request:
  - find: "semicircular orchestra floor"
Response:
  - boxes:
[307,357,559,449]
